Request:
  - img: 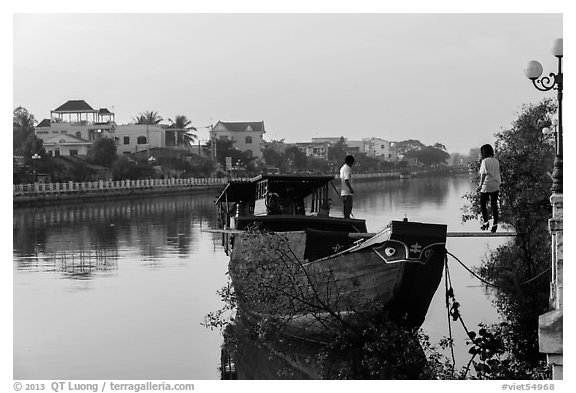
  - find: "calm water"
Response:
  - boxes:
[13,175,508,379]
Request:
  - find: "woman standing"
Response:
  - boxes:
[476,144,501,233]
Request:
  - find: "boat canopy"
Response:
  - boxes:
[215,174,335,204]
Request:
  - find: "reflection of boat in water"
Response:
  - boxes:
[399,170,412,179]
[220,309,429,380]
[220,317,319,380]
[215,174,447,339]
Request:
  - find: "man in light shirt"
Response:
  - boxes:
[340,155,355,219]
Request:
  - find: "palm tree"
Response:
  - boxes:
[168,115,197,147]
[133,110,163,125]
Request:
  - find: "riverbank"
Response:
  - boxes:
[13,168,467,207]
[13,178,228,207]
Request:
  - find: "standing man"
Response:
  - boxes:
[340,155,355,219]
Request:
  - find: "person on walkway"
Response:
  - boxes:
[475,144,501,233]
[340,155,355,219]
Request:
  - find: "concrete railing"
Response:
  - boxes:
[13,177,231,198]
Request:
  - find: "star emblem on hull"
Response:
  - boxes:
[409,243,422,255]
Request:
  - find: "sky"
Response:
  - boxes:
[11,10,564,154]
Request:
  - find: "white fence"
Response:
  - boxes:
[13,177,229,197]
[13,172,408,201]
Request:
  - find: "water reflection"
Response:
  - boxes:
[14,192,229,380]
[15,249,119,280]
[13,177,504,379]
[219,318,317,380]
[13,193,221,278]
[356,176,456,214]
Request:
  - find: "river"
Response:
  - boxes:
[13,174,509,379]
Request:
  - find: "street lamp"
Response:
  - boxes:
[524,38,563,193]
[32,153,41,182]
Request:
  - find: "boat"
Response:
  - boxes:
[214,174,447,338]
[399,170,412,179]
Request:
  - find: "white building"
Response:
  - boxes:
[115,124,166,155]
[347,138,397,161]
[363,137,395,161]
[295,141,330,159]
[210,121,266,159]
[35,100,116,157]
[42,134,93,157]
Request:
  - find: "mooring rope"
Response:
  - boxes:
[442,249,552,377]
[444,254,484,378]
[443,255,457,375]
[445,249,551,289]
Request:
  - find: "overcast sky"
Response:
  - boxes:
[13,12,563,154]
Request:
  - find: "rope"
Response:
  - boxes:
[442,249,551,377]
[445,250,550,290]
[444,256,456,375]
[444,255,480,378]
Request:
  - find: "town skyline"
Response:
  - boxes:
[13,12,563,154]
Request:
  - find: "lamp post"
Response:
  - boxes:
[524,38,563,193]
[542,118,560,154]
[32,153,41,182]
[526,38,564,380]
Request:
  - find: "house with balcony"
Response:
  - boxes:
[35,100,116,157]
[295,140,331,159]
[210,121,265,159]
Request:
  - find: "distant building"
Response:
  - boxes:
[363,137,396,161]
[346,138,397,161]
[42,134,93,157]
[35,100,116,157]
[115,124,166,155]
[312,137,346,145]
[295,141,331,159]
[210,121,266,159]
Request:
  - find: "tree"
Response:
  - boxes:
[262,146,285,168]
[449,152,466,166]
[13,107,37,155]
[21,134,46,166]
[88,138,118,168]
[168,114,198,147]
[404,145,450,167]
[111,156,155,180]
[284,146,308,172]
[467,147,481,162]
[433,142,447,151]
[204,139,253,169]
[327,137,348,161]
[462,98,557,377]
[394,139,426,156]
[187,156,217,178]
[133,110,163,125]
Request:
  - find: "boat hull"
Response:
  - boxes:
[229,221,447,337]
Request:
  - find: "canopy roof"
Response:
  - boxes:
[216,174,335,204]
